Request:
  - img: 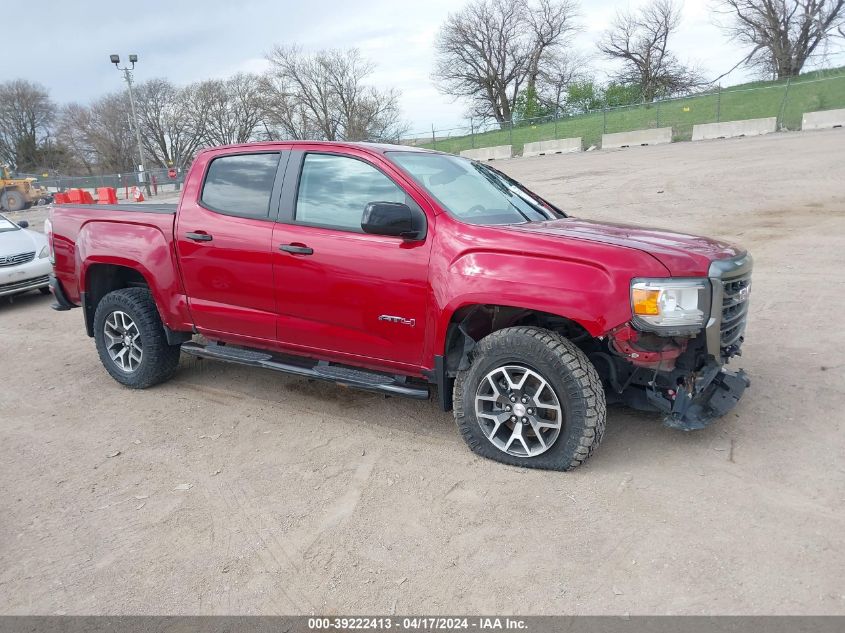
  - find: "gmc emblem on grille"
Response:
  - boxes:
[379,315,416,327]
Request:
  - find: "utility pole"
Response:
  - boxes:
[110,54,151,197]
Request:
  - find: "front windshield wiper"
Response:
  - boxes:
[472,163,511,195]
[471,163,533,222]
[483,164,565,219]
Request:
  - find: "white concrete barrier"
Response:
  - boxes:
[602,127,672,149]
[802,108,845,131]
[692,117,776,141]
[522,137,582,157]
[459,145,512,161]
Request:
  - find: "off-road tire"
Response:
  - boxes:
[1,191,25,212]
[453,326,606,471]
[93,288,181,388]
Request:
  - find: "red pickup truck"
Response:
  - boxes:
[48,141,751,470]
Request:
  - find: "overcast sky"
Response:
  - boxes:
[9,0,845,134]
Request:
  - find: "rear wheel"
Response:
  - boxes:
[453,326,606,471]
[93,288,181,388]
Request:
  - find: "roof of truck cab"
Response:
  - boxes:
[198,141,440,156]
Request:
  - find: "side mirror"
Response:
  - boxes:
[361,201,425,240]
[17,220,29,229]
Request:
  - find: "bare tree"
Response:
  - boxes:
[54,74,270,176]
[85,93,137,173]
[537,50,589,114]
[259,72,320,141]
[524,0,580,95]
[56,93,136,174]
[598,0,704,102]
[39,49,407,176]
[181,82,214,150]
[319,51,406,141]
[434,0,526,125]
[264,46,406,142]
[134,78,207,169]
[193,74,266,146]
[265,46,340,140]
[433,0,579,126]
[716,0,845,79]
[55,103,98,175]
[341,85,405,141]
[0,80,55,170]
[134,79,179,167]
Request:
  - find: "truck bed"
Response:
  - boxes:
[50,202,183,324]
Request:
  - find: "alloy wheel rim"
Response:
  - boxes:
[475,364,563,457]
[104,311,143,372]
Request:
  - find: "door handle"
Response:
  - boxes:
[185,232,213,242]
[279,243,314,255]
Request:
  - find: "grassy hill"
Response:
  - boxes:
[420,67,845,155]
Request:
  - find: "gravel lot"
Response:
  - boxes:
[1,130,844,615]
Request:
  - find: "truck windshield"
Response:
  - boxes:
[0,214,21,233]
[388,152,565,225]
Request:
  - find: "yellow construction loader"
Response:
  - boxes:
[0,165,53,211]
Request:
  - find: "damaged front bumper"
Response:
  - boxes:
[599,252,753,431]
[645,362,751,431]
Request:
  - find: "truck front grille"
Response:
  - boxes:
[0,251,36,267]
[720,273,751,351]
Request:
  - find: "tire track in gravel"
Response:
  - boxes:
[213,480,306,614]
[207,449,377,613]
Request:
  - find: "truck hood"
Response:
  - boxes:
[512,218,744,276]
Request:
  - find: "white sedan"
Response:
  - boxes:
[0,214,53,298]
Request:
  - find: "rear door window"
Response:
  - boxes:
[201,153,281,218]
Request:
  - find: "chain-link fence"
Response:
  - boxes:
[401,68,845,156]
[26,166,185,199]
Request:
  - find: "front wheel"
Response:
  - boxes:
[453,327,606,471]
[93,288,181,388]
[1,191,25,212]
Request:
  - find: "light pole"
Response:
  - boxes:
[110,53,151,197]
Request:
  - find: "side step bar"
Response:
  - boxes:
[181,341,430,400]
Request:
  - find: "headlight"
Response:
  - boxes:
[631,278,709,331]
[38,245,50,259]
